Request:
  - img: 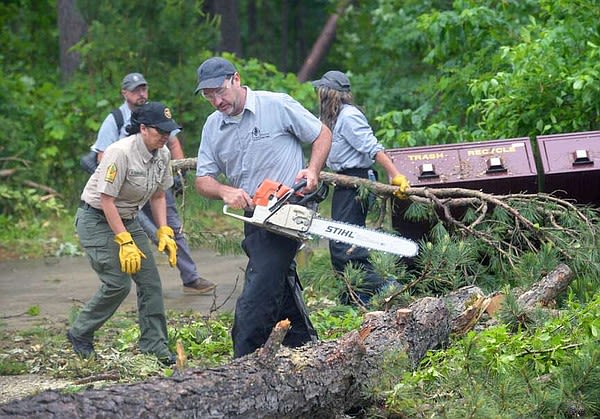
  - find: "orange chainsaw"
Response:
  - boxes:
[223,179,419,257]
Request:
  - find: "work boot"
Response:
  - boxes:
[158,352,177,366]
[67,329,96,359]
[183,277,216,294]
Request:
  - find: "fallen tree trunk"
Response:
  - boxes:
[448,263,573,335]
[0,297,449,418]
[0,264,574,418]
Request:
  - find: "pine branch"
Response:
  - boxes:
[171,159,599,269]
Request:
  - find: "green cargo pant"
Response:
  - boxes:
[70,207,170,358]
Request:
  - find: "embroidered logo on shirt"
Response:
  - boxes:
[105,163,118,183]
[251,127,270,140]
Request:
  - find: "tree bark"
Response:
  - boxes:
[296,0,351,82]
[280,0,289,72]
[214,0,242,56]
[516,263,572,308]
[57,0,87,83]
[0,266,573,418]
[448,263,573,334]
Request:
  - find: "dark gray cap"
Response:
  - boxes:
[133,102,181,133]
[311,70,351,92]
[121,73,147,91]
[194,57,236,94]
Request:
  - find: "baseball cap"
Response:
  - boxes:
[133,102,181,133]
[311,70,351,92]
[194,57,236,94]
[122,73,147,91]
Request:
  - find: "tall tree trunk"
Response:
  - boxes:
[247,0,257,53]
[296,0,351,82]
[280,0,289,72]
[294,1,306,72]
[215,0,243,56]
[57,0,87,83]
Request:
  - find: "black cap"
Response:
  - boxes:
[311,70,351,92]
[194,57,236,94]
[121,73,147,91]
[134,102,181,133]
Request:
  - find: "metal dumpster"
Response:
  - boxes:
[386,137,538,243]
[536,130,600,207]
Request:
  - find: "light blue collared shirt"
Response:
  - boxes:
[196,87,322,195]
[92,101,180,152]
[326,104,383,172]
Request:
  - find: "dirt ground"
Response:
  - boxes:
[0,248,249,405]
[0,247,248,332]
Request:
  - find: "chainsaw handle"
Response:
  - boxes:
[222,205,253,222]
[290,178,308,192]
[267,178,308,213]
[295,182,329,205]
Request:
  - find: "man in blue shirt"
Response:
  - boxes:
[194,57,332,357]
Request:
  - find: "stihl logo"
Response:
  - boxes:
[325,225,355,238]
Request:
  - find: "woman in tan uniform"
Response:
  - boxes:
[68,102,179,365]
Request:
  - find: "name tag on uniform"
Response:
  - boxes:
[128,169,145,177]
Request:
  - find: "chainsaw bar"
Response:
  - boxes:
[308,217,419,257]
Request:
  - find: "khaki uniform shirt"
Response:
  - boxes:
[81,134,173,219]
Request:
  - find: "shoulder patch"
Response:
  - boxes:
[105,163,118,183]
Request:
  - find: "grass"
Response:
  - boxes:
[0,289,364,388]
[0,178,362,389]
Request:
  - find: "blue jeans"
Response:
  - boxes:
[139,189,201,286]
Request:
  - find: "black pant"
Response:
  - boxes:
[232,224,317,358]
[330,168,387,303]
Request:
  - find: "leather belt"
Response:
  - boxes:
[79,201,136,221]
[79,201,104,216]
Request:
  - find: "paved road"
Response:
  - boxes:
[0,248,248,331]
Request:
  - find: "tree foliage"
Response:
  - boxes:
[0,0,316,219]
[334,0,600,148]
[378,294,600,417]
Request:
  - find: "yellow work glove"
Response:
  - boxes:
[114,232,146,274]
[156,225,177,267]
[391,174,410,199]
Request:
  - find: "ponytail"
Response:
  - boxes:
[125,112,141,135]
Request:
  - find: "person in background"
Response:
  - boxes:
[312,70,410,305]
[193,57,332,358]
[92,72,216,294]
[68,102,181,365]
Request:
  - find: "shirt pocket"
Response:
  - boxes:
[245,129,279,172]
[121,174,149,202]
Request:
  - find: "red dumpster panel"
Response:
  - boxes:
[386,137,537,192]
[536,130,600,206]
[385,138,538,243]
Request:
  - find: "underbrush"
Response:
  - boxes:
[2,183,600,416]
[0,297,363,391]
[0,181,242,261]
[0,189,81,260]
[376,294,600,418]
